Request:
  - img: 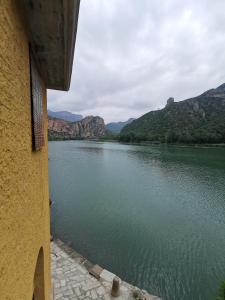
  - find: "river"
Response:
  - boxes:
[49,140,225,300]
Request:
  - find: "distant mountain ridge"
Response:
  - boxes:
[121,83,225,144]
[48,116,106,140]
[48,110,83,122]
[106,118,135,133]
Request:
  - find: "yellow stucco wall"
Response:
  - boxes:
[0,1,51,299]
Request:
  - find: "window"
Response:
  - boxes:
[30,52,44,151]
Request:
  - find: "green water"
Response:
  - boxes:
[49,141,225,300]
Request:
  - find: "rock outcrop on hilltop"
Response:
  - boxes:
[48,116,106,140]
[120,83,225,144]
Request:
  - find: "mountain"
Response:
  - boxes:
[120,83,225,144]
[47,110,83,122]
[106,118,135,133]
[48,116,106,140]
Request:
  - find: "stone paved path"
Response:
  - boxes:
[51,239,161,300]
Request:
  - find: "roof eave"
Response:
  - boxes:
[21,0,80,91]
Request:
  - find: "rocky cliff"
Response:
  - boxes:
[48,116,107,140]
[120,83,225,144]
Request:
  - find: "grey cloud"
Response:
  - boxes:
[48,0,225,122]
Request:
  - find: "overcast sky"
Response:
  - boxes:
[48,0,225,123]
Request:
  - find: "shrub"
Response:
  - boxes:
[215,281,225,300]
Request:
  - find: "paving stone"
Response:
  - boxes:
[51,240,160,300]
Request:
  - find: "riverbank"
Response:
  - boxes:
[48,137,225,149]
[51,239,161,300]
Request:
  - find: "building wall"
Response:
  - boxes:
[0,1,51,299]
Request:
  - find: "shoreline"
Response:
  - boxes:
[48,138,225,149]
[52,239,161,300]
